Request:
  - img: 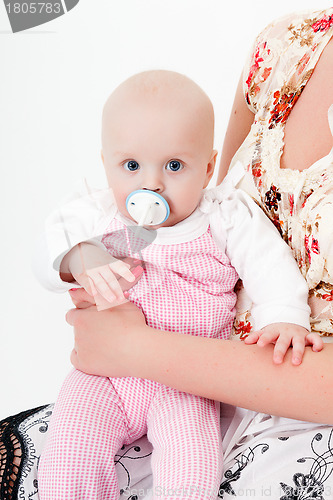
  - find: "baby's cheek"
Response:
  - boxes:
[110,189,128,216]
[178,189,202,215]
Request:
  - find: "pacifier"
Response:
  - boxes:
[126,190,170,227]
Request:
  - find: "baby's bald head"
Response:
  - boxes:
[101,70,215,157]
[100,71,217,227]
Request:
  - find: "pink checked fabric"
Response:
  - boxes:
[102,218,238,339]
[38,221,238,499]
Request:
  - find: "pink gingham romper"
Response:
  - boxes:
[38,163,310,499]
[38,214,239,500]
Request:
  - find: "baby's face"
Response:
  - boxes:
[102,84,216,228]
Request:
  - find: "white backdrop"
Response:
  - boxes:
[0,0,329,419]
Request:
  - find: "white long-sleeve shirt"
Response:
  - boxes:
[33,162,311,333]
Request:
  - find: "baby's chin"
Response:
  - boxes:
[148,213,190,229]
[139,220,171,230]
[134,217,176,231]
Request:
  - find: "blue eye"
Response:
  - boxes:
[166,160,183,172]
[124,160,140,171]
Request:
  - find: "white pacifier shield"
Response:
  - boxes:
[126,190,170,226]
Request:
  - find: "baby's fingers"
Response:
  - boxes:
[91,274,119,302]
[306,332,324,352]
[273,336,291,365]
[73,273,96,297]
[109,260,137,283]
[87,276,98,297]
[291,337,306,366]
[256,329,280,347]
[244,331,261,344]
[87,268,123,302]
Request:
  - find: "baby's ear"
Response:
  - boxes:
[203,149,218,188]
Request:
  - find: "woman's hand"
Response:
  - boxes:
[68,287,96,309]
[64,294,333,423]
[66,300,147,378]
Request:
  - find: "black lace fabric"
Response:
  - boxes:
[0,406,49,499]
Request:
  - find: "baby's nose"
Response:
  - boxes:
[142,186,161,193]
[141,174,164,192]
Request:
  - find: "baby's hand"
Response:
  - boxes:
[67,243,143,309]
[76,258,143,309]
[244,323,323,365]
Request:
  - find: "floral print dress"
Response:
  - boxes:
[232,7,333,339]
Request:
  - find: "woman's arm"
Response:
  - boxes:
[67,300,333,425]
[217,75,255,184]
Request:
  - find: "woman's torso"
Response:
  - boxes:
[231,7,333,337]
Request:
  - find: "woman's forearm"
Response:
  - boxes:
[132,327,332,424]
[68,303,333,425]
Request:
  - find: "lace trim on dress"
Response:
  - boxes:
[0,405,49,499]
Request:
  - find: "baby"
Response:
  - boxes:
[38,71,322,499]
